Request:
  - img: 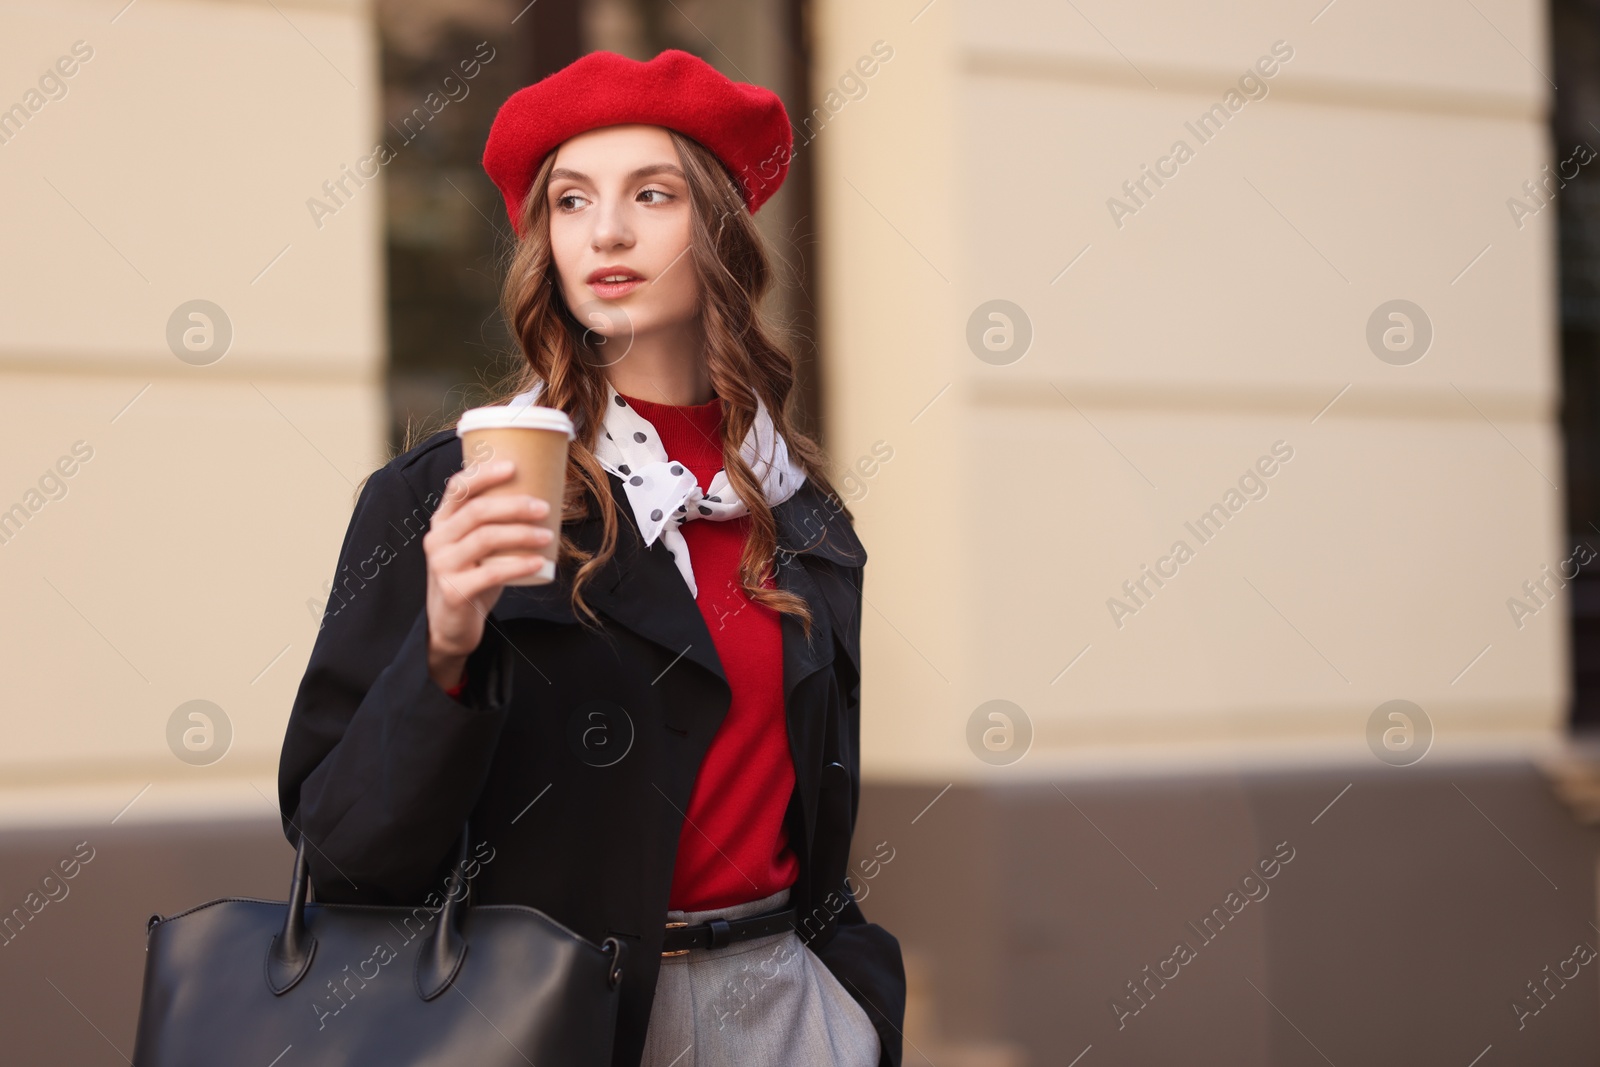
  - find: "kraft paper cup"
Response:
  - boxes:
[456,403,575,585]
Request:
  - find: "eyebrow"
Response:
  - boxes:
[549,163,685,184]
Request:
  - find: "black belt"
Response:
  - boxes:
[661,906,796,956]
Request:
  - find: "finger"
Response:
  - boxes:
[432,490,549,546]
[441,552,548,606]
[432,502,550,566]
[434,565,501,619]
[447,458,517,514]
[435,520,552,574]
[477,552,551,590]
[454,492,550,536]
[436,458,517,522]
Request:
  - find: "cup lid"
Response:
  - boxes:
[457,404,575,439]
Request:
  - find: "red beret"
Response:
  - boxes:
[482,49,793,234]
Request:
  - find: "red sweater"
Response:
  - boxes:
[621,392,798,911]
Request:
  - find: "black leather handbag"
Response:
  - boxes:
[132,823,626,1066]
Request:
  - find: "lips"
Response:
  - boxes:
[586,266,644,284]
[587,266,646,299]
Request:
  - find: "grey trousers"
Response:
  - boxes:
[639,886,882,1067]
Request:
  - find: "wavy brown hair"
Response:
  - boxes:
[436,130,848,633]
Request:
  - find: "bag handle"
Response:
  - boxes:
[415,825,473,1001]
[266,821,472,999]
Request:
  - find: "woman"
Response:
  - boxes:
[276,49,905,1067]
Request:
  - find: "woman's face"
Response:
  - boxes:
[546,124,699,352]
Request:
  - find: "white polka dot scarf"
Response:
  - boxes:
[508,379,807,598]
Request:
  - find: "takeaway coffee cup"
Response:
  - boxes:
[455,402,575,585]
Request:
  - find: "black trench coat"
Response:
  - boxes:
[277,427,906,1067]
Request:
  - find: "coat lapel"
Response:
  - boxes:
[582,518,729,696]
[492,476,725,733]
[771,478,868,570]
[771,479,867,859]
[772,476,866,684]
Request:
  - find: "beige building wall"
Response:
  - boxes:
[811,0,1563,779]
[0,0,1564,817]
[0,0,384,826]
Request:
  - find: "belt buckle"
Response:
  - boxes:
[662,920,691,957]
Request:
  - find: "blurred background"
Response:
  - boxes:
[3,0,1599,1062]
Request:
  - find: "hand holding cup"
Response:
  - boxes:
[425,403,574,691]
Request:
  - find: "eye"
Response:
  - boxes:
[554,192,588,212]
[639,188,674,205]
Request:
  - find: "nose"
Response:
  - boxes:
[591,193,634,252]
